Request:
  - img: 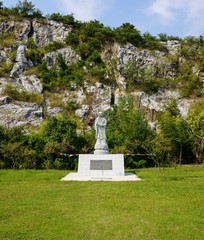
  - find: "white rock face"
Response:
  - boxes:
[115,42,179,89]
[75,105,90,119]
[0,96,13,105]
[43,47,80,66]
[0,99,43,127]
[33,19,72,47]
[46,107,63,117]
[10,44,33,78]
[0,17,198,128]
[0,50,6,63]
[166,40,180,55]
[0,20,31,41]
[15,45,28,63]
[131,89,193,119]
[17,75,43,93]
[10,62,27,78]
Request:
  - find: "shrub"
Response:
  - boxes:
[0,62,14,73]
[3,84,43,105]
[0,33,18,47]
[25,48,44,66]
[44,41,65,53]
[27,37,35,49]
[176,63,202,97]
[123,61,163,94]
[115,23,144,47]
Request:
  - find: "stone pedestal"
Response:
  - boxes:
[78,154,124,177]
[94,150,109,154]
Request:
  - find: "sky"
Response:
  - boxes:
[4,0,204,38]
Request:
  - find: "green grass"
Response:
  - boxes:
[0,166,203,240]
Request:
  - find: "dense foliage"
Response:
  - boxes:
[0,97,202,170]
[0,0,43,18]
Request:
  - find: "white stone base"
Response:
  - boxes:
[61,172,141,181]
[78,154,124,177]
[94,150,109,154]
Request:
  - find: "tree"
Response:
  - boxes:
[187,101,204,163]
[156,100,194,164]
[15,0,42,18]
[115,23,143,47]
[0,1,3,9]
[105,96,154,154]
[41,115,86,152]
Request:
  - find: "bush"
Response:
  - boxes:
[115,23,144,47]
[48,13,78,27]
[10,0,43,18]
[3,84,43,105]
[123,61,163,94]
[176,63,202,97]
[25,48,44,66]
[0,33,18,47]
[41,115,86,153]
[27,37,35,49]
[0,62,14,73]
[44,41,65,53]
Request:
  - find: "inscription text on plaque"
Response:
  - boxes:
[90,160,112,170]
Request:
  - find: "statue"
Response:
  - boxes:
[94,112,109,154]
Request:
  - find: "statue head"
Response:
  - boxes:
[98,112,103,117]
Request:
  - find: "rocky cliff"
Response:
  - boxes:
[0,17,203,129]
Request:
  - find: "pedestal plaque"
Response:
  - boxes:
[90,160,112,170]
[78,154,124,177]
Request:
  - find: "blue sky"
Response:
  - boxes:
[4,0,204,38]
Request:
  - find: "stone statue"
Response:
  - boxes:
[94,112,109,154]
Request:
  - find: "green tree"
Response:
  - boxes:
[187,101,204,163]
[41,115,86,152]
[14,0,43,18]
[105,97,154,154]
[115,23,143,47]
[156,100,194,164]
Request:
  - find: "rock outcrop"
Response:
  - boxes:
[10,44,33,78]
[17,75,43,93]
[0,19,31,41]
[33,19,71,47]
[0,17,202,130]
[0,96,42,127]
[43,47,80,67]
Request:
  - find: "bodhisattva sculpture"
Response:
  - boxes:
[94,112,109,154]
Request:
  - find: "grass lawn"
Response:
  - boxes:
[0,166,204,240]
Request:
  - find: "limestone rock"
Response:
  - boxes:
[10,44,33,78]
[46,107,63,117]
[33,19,72,47]
[166,40,180,55]
[15,45,28,63]
[131,89,192,120]
[114,42,179,89]
[10,62,27,78]
[17,75,43,93]
[0,50,6,63]
[0,100,43,127]
[43,47,80,66]
[0,96,13,105]
[0,19,31,41]
[75,105,90,119]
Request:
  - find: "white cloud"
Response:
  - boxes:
[148,0,204,35]
[58,0,114,22]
